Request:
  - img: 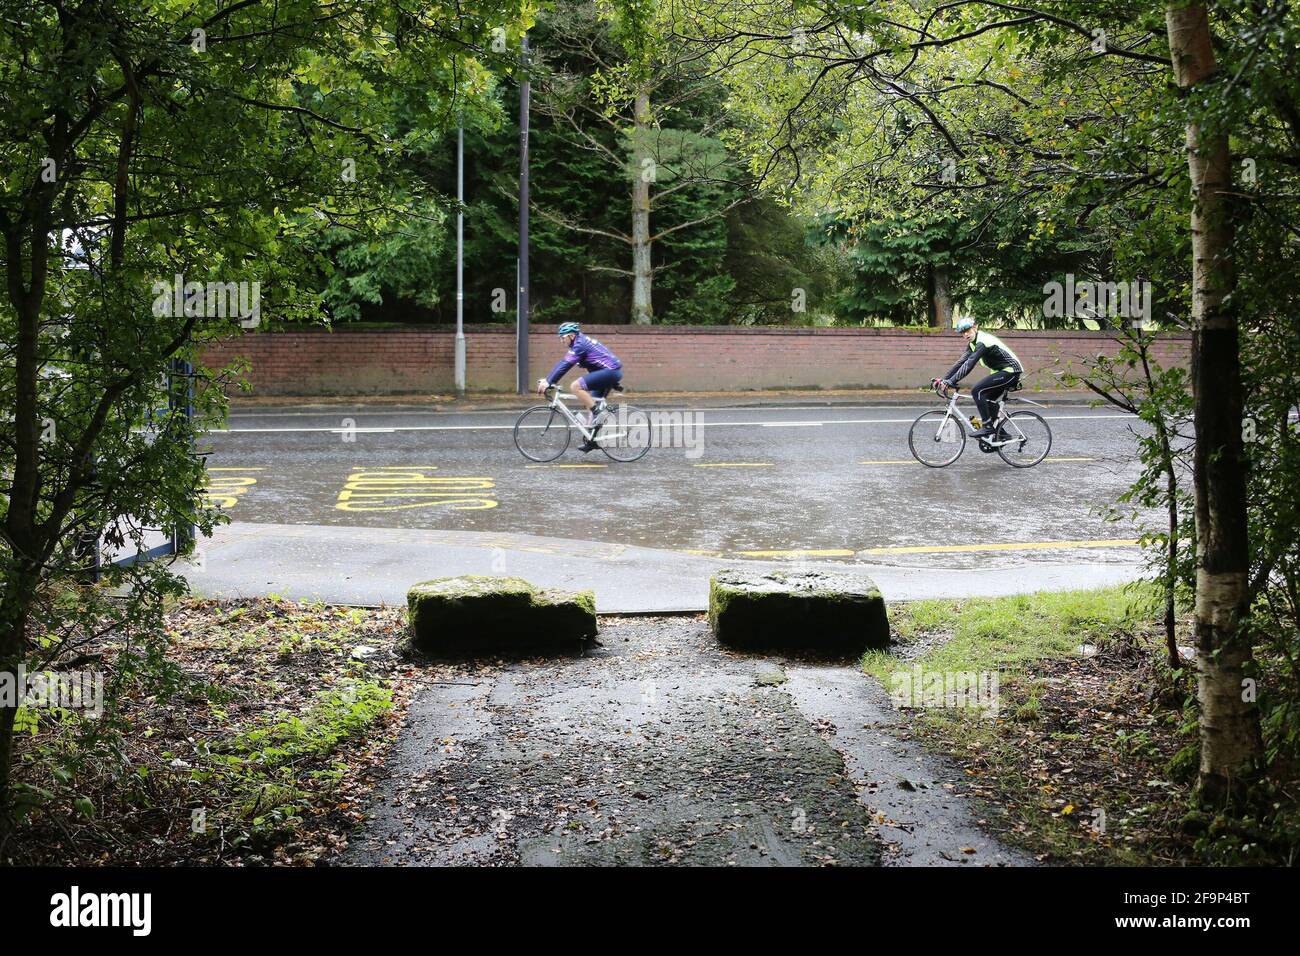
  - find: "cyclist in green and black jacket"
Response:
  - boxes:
[932,317,1023,437]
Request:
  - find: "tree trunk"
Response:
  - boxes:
[1164,462,1180,670]
[0,699,16,855]
[630,90,653,325]
[927,264,953,328]
[1,215,44,843]
[1165,3,1262,805]
[0,580,32,852]
[1144,342,1182,670]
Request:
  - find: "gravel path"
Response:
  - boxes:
[343,617,1032,867]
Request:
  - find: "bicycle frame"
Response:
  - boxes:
[937,384,1047,443]
[539,385,624,444]
[933,387,1020,446]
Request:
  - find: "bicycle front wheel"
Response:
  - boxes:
[514,405,573,462]
[598,404,652,462]
[909,409,966,467]
[997,411,1052,467]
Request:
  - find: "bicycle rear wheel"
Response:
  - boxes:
[997,411,1052,467]
[514,405,573,462]
[909,409,966,467]
[598,404,652,462]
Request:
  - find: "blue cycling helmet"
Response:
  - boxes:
[558,322,580,336]
[955,316,976,332]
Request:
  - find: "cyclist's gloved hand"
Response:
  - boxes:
[536,378,550,395]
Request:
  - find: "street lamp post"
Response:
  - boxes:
[517,33,530,395]
[455,123,466,396]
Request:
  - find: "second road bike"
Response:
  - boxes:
[908,381,1053,468]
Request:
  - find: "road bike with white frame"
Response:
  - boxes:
[908,381,1053,468]
[513,383,652,463]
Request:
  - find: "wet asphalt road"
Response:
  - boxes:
[201,400,1148,570]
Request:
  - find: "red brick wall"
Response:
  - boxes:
[199,325,1192,395]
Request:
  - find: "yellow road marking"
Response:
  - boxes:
[857,538,1138,555]
[692,462,774,468]
[202,468,264,509]
[683,538,1139,560]
[859,457,1097,466]
[735,548,857,558]
[335,465,497,512]
[524,463,608,469]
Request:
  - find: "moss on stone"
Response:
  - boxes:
[708,569,889,654]
[405,575,597,657]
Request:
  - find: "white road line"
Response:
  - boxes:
[222,405,853,420]
[1039,414,1133,420]
[227,402,1114,419]
[211,413,1132,435]
[215,425,517,433]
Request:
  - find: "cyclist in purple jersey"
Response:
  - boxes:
[537,322,624,452]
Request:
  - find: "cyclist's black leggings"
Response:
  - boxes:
[971,370,1020,421]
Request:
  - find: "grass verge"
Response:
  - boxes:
[8,598,442,865]
[863,584,1208,864]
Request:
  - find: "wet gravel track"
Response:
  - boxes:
[343,617,1032,867]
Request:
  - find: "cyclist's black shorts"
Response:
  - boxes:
[578,368,623,398]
